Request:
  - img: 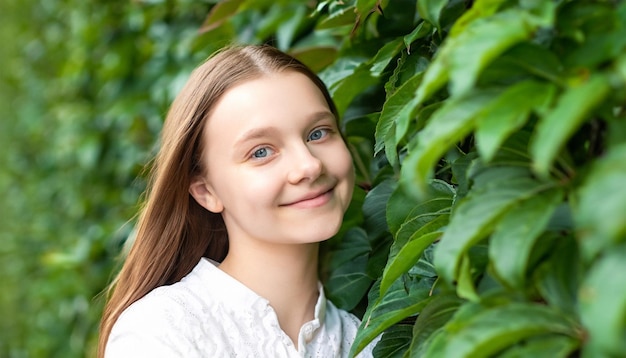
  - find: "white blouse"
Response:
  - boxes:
[106,258,376,357]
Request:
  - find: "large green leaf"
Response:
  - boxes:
[401,89,496,197]
[574,143,626,260]
[424,303,578,357]
[408,294,464,357]
[325,228,373,310]
[530,74,611,177]
[579,244,626,357]
[489,188,563,289]
[371,323,413,358]
[475,80,556,162]
[434,174,546,285]
[381,228,445,296]
[498,335,579,358]
[447,9,544,96]
[350,280,432,357]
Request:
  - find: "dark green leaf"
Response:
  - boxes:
[372,323,413,358]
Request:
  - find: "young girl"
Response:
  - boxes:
[98,45,376,357]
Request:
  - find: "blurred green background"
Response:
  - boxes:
[1,0,315,356]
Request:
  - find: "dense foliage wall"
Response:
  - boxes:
[1,0,624,357]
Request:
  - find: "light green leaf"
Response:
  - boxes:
[374,72,423,160]
[434,176,544,285]
[370,38,404,77]
[456,253,479,302]
[475,81,556,162]
[401,90,496,197]
[449,0,506,37]
[404,21,433,52]
[574,143,626,260]
[498,334,579,358]
[381,230,444,295]
[489,188,563,289]
[531,74,611,177]
[579,244,626,356]
[417,0,449,29]
[425,303,578,357]
[448,9,543,96]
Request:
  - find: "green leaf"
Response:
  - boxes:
[329,64,379,118]
[456,253,479,302]
[489,188,563,289]
[199,0,245,33]
[574,143,626,260]
[374,72,423,160]
[290,46,338,73]
[417,0,449,29]
[531,74,611,177]
[409,294,464,357]
[579,244,626,356]
[370,38,404,77]
[372,323,413,358]
[447,9,543,96]
[401,90,496,197]
[434,176,545,285]
[425,303,578,357]
[325,228,373,310]
[535,236,580,316]
[403,21,433,52]
[448,0,507,37]
[351,278,432,356]
[381,230,444,296]
[475,81,556,162]
[498,334,579,358]
[363,178,396,240]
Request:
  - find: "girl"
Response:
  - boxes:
[98,45,376,357]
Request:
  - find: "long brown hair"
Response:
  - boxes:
[97,45,338,357]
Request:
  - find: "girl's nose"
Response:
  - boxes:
[286,144,323,184]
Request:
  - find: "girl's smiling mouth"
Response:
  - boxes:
[281,188,334,208]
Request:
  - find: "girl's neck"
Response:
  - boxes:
[218,242,320,348]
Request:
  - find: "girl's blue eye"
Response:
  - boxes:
[307,128,328,142]
[252,147,270,158]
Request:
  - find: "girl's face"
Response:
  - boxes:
[190,71,354,247]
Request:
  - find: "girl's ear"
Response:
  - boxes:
[189,177,224,213]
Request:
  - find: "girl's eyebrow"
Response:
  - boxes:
[233,111,336,147]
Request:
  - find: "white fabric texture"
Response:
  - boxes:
[106,258,376,357]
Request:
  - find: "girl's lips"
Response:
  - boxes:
[282,188,333,208]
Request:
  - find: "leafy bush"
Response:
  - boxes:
[2,0,624,357]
